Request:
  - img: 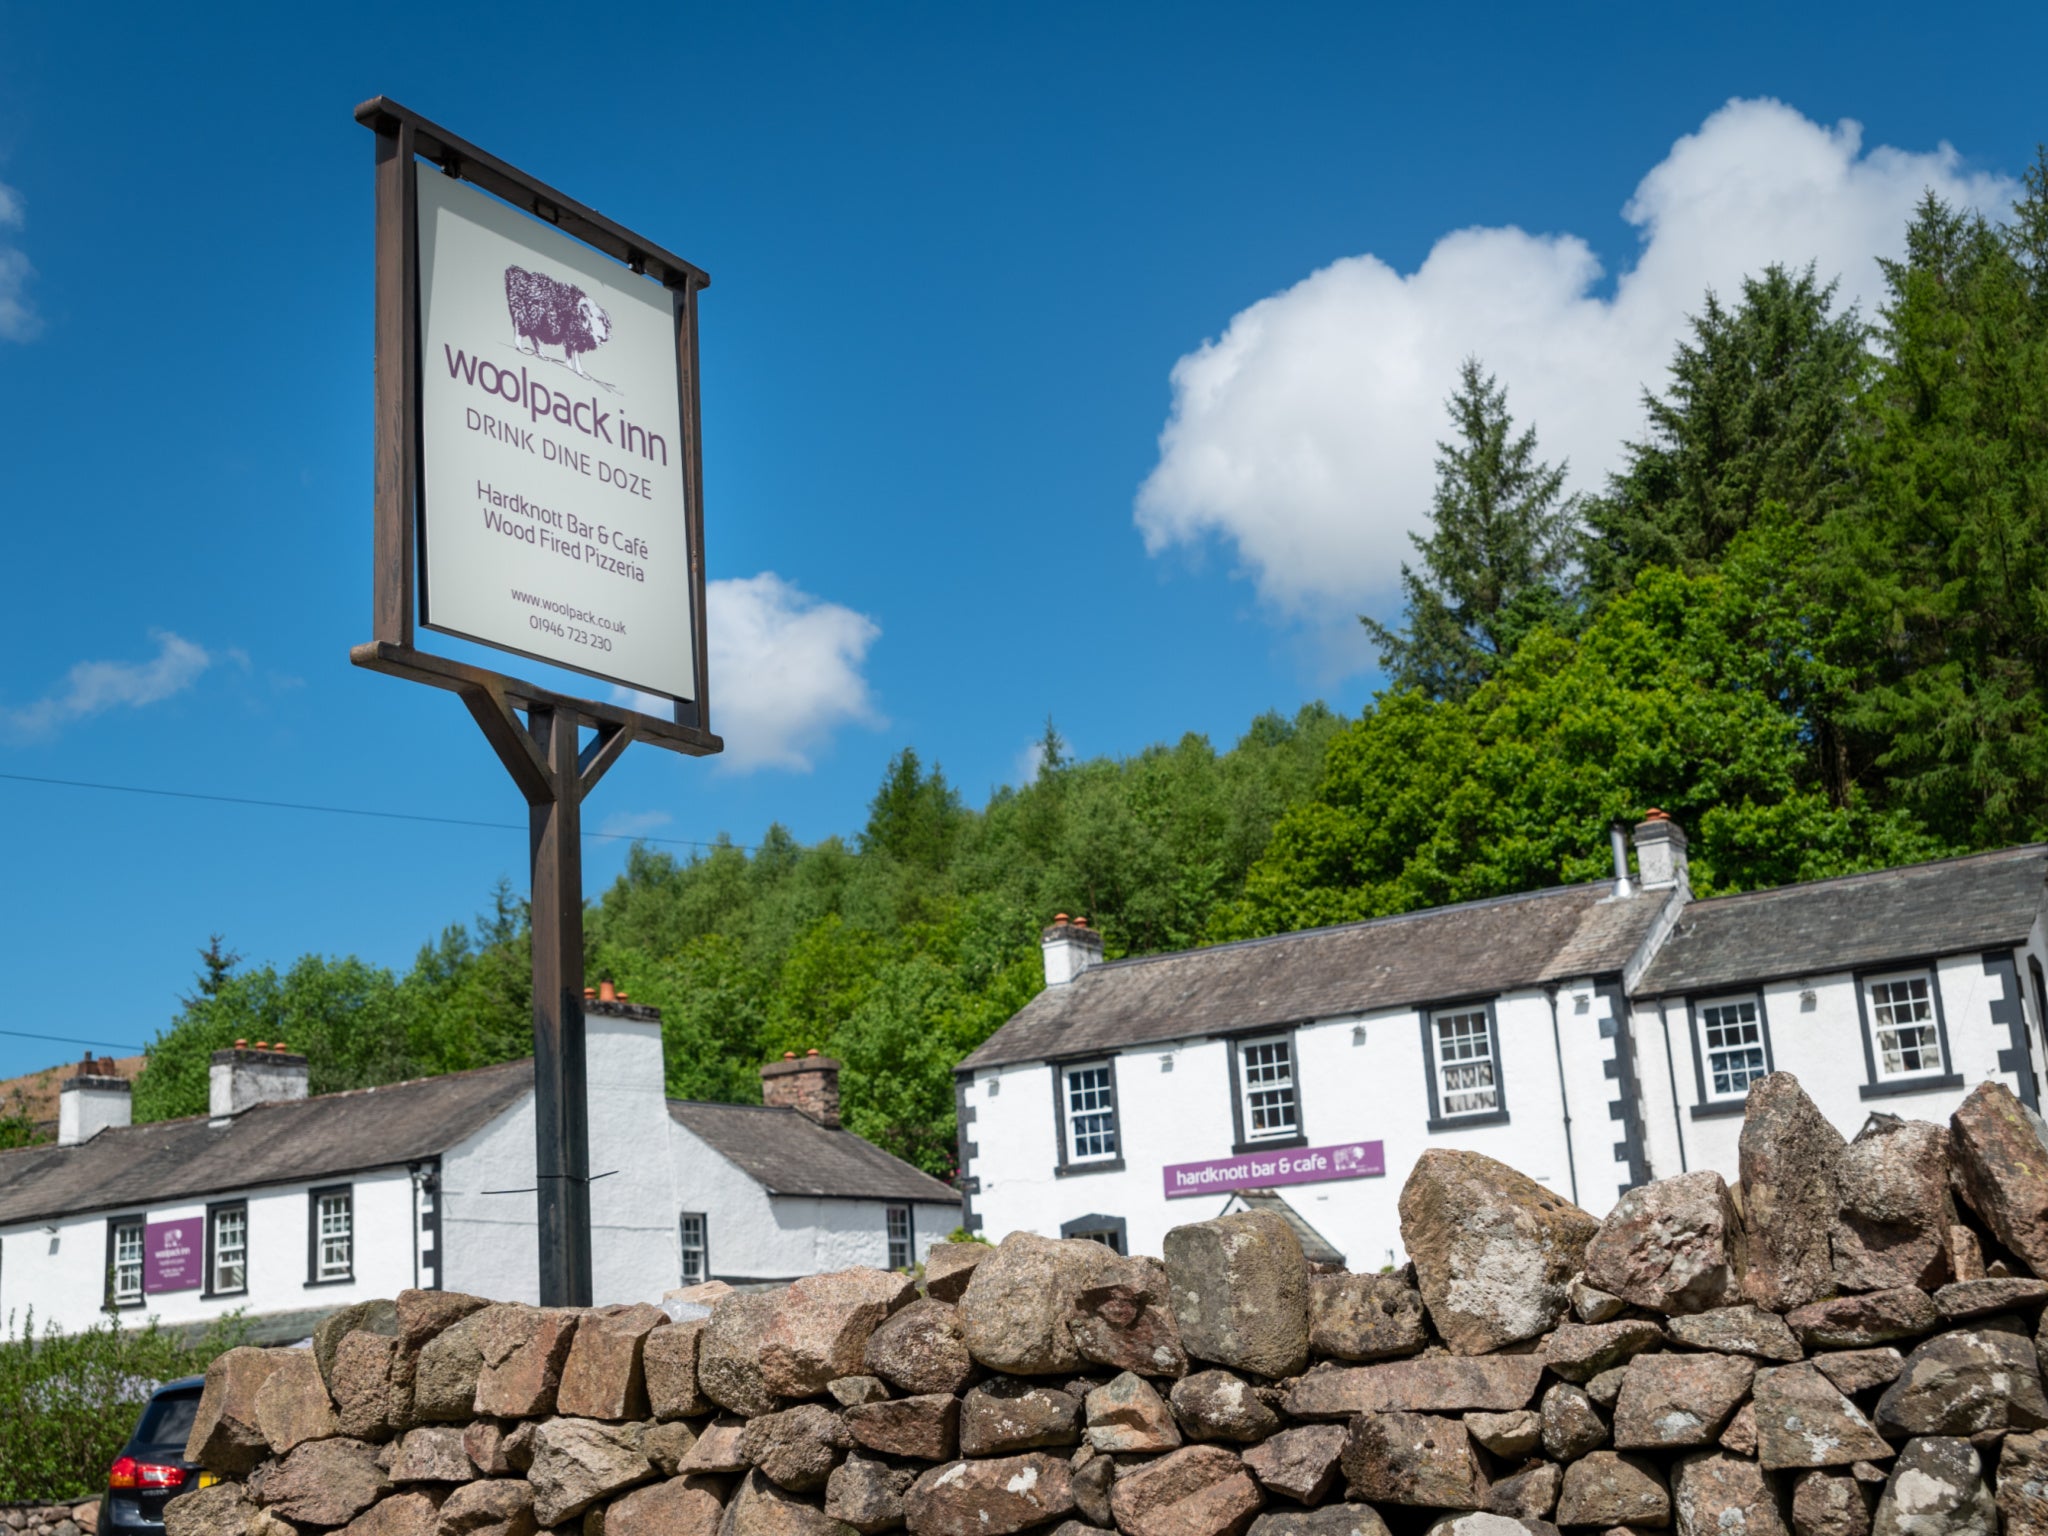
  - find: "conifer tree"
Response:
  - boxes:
[1360,359,1580,700]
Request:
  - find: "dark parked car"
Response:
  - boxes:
[104,1376,213,1536]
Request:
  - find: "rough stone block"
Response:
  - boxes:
[1164,1211,1312,1378]
[1308,1272,1429,1363]
[1084,1370,1181,1453]
[254,1351,339,1457]
[642,1320,711,1421]
[1400,1149,1598,1354]
[1741,1074,1846,1314]
[957,1378,1081,1457]
[1583,1172,1746,1317]
[526,1418,655,1527]
[1342,1412,1484,1508]
[760,1268,916,1400]
[844,1392,959,1461]
[187,1347,298,1476]
[1872,1436,1994,1536]
[1172,1369,1283,1444]
[862,1298,975,1396]
[957,1232,1128,1376]
[1107,1444,1262,1536]
[1286,1356,1547,1419]
[1671,1452,1786,1536]
[1242,1423,1349,1504]
[1556,1452,1670,1529]
[1753,1365,1894,1469]
[902,1453,1076,1536]
[557,1304,667,1421]
[474,1306,581,1419]
[1612,1352,1756,1450]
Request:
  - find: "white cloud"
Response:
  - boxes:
[1135,99,2016,623]
[0,179,37,341]
[596,809,674,840]
[612,573,882,772]
[2,630,214,737]
[1014,738,1048,788]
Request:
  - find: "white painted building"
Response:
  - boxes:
[958,823,2048,1267]
[0,1002,958,1338]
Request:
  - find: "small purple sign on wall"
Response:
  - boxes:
[1163,1139,1385,1199]
[144,1219,201,1293]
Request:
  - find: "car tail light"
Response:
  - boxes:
[109,1457,187,1490]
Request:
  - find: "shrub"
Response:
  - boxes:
[0,1309,249,1501]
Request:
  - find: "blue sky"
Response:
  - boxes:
[1,2,2043,1073]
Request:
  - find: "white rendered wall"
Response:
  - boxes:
[440,1087,542,1304]
[0,1166,417,1337]
[588,1018,685,1305]
[966,984,1610,1269]
[1663,950,2048,1182]
[663,1116,953,1282]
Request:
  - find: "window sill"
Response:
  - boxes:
[1689,1100,1747,1120]
[107,1299,146,1312]
[305,1276,356,1288]
[1233,1134,1308,1154]
[1427,1110,1511,1132]
[1860,1072,1964,1100]
[1056,1158,1126,1178]
[202,1290,248,1301]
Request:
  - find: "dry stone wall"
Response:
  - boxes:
[166,1075,2048,1536]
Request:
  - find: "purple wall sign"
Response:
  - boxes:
[143,1218,202,1293]
[1163,1140,1385,1199]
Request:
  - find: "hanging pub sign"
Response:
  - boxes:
[352,99,720,1309]
[351,97,716,738]
[417,173,698,699]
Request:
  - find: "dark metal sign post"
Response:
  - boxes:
[352,99,720,1306]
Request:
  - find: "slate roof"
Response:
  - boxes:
[0,1059,533,1229]
[1633,844,2048,998]
[668,1100,961,1205]
[960,881,1667,1071]
[1224,1189,1346,1266]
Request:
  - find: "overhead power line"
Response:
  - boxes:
[0,1026,148,1053]
[0,770,767,854]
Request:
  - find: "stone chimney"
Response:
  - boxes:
[210,1042,310,1120]
[1633,809,1690,891]
[762,1049,841,1129]
[58,1056,132,1145]
[1041,914,1104,987]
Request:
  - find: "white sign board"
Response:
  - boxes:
[416,174,696,701]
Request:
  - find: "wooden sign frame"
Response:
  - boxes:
[352,97,721,1306]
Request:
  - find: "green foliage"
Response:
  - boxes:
[1231,563,1951,936]
[1586,265,1869,595]
[1361,359,1581,700]
[133,885,532,1124]
[1827,168,2048,847]
[0,1310,248,1501]
[0,1109,43,1150]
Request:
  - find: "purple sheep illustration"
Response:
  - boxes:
[504,265,612,377]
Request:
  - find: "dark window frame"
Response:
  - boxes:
[203,1199,249,1299]
[1685,990,1775,1120]
[1051,1055,1126,1176]
[2031,954,2048,1103]
[1227,1029,1307,1153]
[1060,1213,1128,1253]
[1853,961,1963,1099]
[104,1213,146,1312]
[306,1184,354,1288]
[1418,996,1510,1131]
[679,1211,709,1286]
[885,1205,913,1270]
